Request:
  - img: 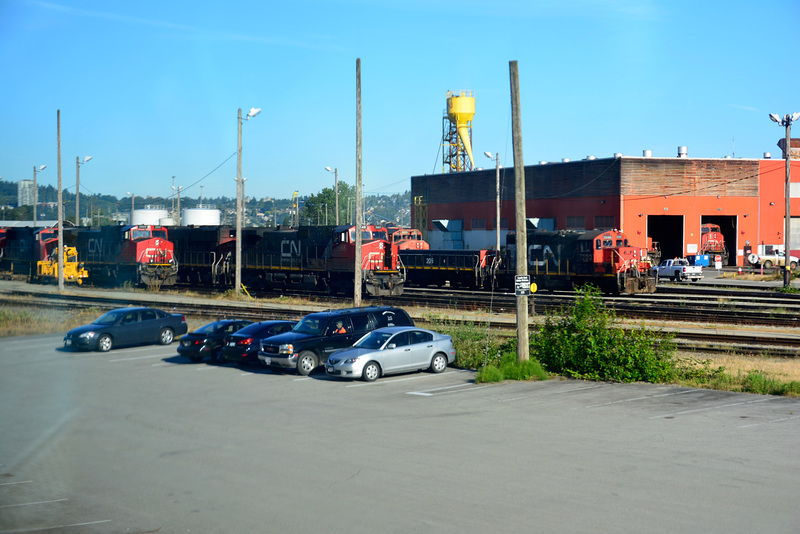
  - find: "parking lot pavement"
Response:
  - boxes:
[1,335,799,533]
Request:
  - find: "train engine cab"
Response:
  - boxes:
[119,225,178,286]
[700,223,728,265]
[580,230,656,294]
[330,225,404,296]
[389,228,430,250]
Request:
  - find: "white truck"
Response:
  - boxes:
[653,258,704,282]
[747,244,798,270]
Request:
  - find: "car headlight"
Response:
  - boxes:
[279,344,294,355]
[344,357,360,364]
[79,331,96,340]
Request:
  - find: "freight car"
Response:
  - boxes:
[400,248,500,289]
[62,224,178,287]
[170,224,404,296]
[503,229,656,295]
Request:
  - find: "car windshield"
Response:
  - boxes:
[293,316,324,335]
[93,310,126,326]
[194,322,224,335]
[354,330,394,350]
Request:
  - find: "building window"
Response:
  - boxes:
[471,218,486,229]
[594,216,615,230]
[566,216,585,230]
[500,218,508,229]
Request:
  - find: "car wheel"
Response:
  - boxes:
[362,361,380,382]
[763,260,773,269]
[297,351,318,376]
[97,334,113,352]
[159,328,174,345]
[430,353,448,374]
[791,261,797,270]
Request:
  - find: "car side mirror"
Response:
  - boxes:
[386,343,396,350]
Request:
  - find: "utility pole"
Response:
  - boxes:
[770,112,800,289]
[510,60,529,362]
[57,110,64,290]
[354,58,363,307]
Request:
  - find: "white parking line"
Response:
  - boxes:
[583,389,696,409]
[650,397,775,419]
[0,519,112,532]
[498,383,606,403]
[0,480,32,487]
[0,498,67,509]
[109,354,168,363]
[738,413,800,428]
[407,383,474,396]
[345,369,469,388]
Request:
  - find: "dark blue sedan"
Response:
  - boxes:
[63,307,188,352]
[221,320,297,365]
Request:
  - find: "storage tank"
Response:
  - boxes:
[159,217,176,226]
[132,209,168,225]
[182,208,221,226]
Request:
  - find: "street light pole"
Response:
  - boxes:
[126,192,134,224]
[325,166,339,225]
[770,112,800,288]
[76,156,91,226]
[484,151,501,251]
[236,107,261,297]
[32,164,46,226]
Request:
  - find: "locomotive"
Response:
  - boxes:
[503,229,656,295]
[62,224,178,287]
[0,227,86,284]
[171,223,404,296]
[700,223,728,265]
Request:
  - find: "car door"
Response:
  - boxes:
[379,331,412,373]
[140,309,161,342]
[318,316,357,363]
[114,310,141,346]
[405,329,434,369]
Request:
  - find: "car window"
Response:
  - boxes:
[409,330,432,344]
[271,324,292,335]
[390,332,410,347]
[121,311,139,325]
[235,323,261,336]
[294,316,324,335]
[141,310,157,321]
[354,330,393,349]
[349,314,371,334]
[376,309,412,327]
[94,310,125,326]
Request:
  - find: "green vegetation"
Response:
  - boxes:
[432,286,799,396]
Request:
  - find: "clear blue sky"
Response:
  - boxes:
[2,0,799,203]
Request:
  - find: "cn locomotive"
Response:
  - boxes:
[170,223,404,296]
[401,228,655,295]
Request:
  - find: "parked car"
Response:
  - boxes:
[63,307,188,352]
[258,306,414,375]
[220,320,297,365]
[177,319,253,363]
[325,326,456,382]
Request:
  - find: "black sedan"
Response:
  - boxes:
[177,319,253,363]
[64,307,188,352]
[221,320,297,365]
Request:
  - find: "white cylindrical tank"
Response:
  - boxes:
[182,208,221,226]
[132,209,168,225]
[159,217,176,226]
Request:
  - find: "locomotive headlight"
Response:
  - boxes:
[279,344,294,355]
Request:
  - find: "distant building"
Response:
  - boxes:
[17,180,34,207]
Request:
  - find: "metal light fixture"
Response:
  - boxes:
[483,151,501,251]
[236,107,260,296]
[76,156,92,225]
[32,164,46,226]
[769,112,800,288]
[325,166,339,225]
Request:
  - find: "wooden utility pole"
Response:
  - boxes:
[354,58,363,307]
[509,61,529,361]
[57,109,64,291]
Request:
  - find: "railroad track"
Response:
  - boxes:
[1,282,798,357]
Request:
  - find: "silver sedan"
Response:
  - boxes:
[325,326,456,382]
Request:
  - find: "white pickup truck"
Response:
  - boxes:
[747,245,798,270]
[653,258,704,282]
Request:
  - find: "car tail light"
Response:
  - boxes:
[237,337,253,346]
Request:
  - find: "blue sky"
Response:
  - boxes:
[1,0,799,203]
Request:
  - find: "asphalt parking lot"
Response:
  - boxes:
[1,333,799,533]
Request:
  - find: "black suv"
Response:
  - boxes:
[257,307,414,375]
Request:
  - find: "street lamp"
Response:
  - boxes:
[126,192,134,224]
[484,151,502,252]
[236,107,261,296]
[325,166,339,225]
[769,112,800,288]
[172,184,183,225]
[32,164,46,226]
[76,156,92,225]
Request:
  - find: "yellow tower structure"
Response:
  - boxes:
[442,90,475,172]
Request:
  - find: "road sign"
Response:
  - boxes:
[515,275,531,296]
